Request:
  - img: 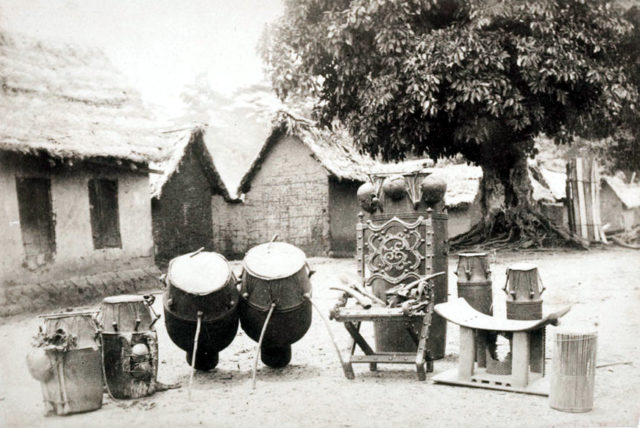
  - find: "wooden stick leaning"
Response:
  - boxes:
[251,303,276,390]
[188,311,203,400]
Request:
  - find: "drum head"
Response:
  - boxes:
[167,251,231,296]
[243,242,306,280]
[508,262,537,271]
[102,295,145,304]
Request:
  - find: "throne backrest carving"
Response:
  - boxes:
[356,214,434,288]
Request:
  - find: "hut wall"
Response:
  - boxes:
[152,144,214,265]
[599,183,627,231]
[328,177,360,257]
[0,153,159,316]
[213,135,330,257]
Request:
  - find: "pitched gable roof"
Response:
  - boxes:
[150,126,236,201]
[602,176,640,209]
[237,112,378,194]
[0,31,163,163]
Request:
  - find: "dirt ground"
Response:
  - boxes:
[1,248,639,428]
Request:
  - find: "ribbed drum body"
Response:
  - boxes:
[99,295,158,399]
[239,242,313,367]
[38,312,103,415]
[550,331,598,412]
[163,252,240,368]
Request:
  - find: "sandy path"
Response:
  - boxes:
[1,248,639,427]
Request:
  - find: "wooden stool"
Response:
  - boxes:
[432,298,570,395]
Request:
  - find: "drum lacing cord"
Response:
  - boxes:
[251,303,276,390]
[305,294,346,371]
[188,311,203,400]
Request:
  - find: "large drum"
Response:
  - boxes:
[239,242,312,368]
[164,251,239,371]
[26,311,103,415]
[98,295,159,399]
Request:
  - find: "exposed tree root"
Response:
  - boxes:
[450,208,589,252]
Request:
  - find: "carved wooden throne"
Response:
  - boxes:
[330,213,439,380]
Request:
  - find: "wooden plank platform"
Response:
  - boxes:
[432,368,549,396]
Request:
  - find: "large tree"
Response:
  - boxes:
[261,0,638,247]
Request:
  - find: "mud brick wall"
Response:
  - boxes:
[0,153,158,316]
[212,136,331,257]
[152,143,214,265]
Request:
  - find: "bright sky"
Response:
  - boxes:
[0,0,284,117]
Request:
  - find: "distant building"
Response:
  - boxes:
[214,113,378,258]
[150,127,238,265]
[600,176,640,232]
[0,32,164,316]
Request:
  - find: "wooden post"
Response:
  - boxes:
[458,327,475,380]
[511,332,530,387]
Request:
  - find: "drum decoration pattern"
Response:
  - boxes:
[163,251,239,371]
[98,295,160,399]
[239,241,312,370]
[356,170,448,358]
[26,311,103,415]
[455,252,494,367]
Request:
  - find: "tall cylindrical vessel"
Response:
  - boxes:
[550,331,598,413]
[164,251,240,371]
[27,311,103,415]
[239,242,312,368]
[98,295,159,399]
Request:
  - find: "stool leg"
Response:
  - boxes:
[458,327,475,380]
[512,332,530,387]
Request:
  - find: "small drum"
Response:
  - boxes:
[456,252,493,367]
[164,251,239,371]
[504,262,545,320]
[455,252,492,315]
[26,311,102,415]
[98,295,159,399]
[239,242,312,368]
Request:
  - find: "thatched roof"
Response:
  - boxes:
[150,126,236,201]
[0,31,164,163]
[237,112,378,194]
[602,176,640,209]
[428,164,483,209]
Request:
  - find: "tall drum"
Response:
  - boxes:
[98,295,159,399]
[26,311,103,415]
[164,251,240,371]
[239,242,312,368]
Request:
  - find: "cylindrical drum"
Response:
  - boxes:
[26,311,103,415]
[98,295,159,399]
[456,252,492,315]
[164,251,239,371]
[239,242,312,368]
[456,252,493,367]
[550,331,598,413]
[504,263,544,320]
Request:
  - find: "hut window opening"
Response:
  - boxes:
[88,178,122,249]
[15,177,56,266]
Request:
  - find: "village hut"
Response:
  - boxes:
[600,176,640,232]
[0,32,164,316]
[150,126,238,265]
[214,113,378,258]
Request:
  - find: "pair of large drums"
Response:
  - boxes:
[164,251,240,371]
[98,295,159,399]
[239,242,312,368]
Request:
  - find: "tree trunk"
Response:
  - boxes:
[451,152,587,249]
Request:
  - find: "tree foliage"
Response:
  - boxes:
[262,0,638,177]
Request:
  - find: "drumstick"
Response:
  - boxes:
[339,275,385,306]
[305,294,347,372]
[188,311,203,400]
[252,303,277,390]
[329,285,372,309]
